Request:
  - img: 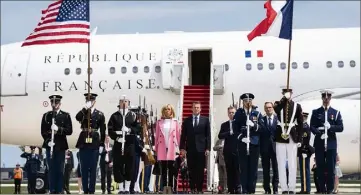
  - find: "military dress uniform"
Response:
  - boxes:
[108,100,141,193]
[310,90,343,193]
[297,113,315,194]
[273,89,303,194]
[20,147,41,194]
[233,93,264,194]
[75,93,106,194]
[41,95,73,194]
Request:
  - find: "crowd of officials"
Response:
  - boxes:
[13,88,344,194]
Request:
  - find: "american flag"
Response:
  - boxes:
[21,0,90,47]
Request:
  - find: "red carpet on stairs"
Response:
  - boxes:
[177,85,210,192]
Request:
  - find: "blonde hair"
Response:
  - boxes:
[161,104,176,119]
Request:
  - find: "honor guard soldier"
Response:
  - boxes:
[310,90,343,194]
[75,93,106,194]
[233,93,264,194]
[41,95,73,194]
[20,146,41,194]
[297,112,315,194]
[273,88,303,194]
[108,96,141,194]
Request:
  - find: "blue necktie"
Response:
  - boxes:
[268,117,272,127]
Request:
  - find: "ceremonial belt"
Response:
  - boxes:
[278,103,297,139]
[318,127,325,130]
[82,128,98,131]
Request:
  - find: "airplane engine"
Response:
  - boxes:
[297,98,360,174]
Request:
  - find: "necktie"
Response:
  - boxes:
[268,117,272,127]
[194,116,198,127]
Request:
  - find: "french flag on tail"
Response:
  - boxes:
[247,0,294,41]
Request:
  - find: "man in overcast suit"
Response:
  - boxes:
[180,101,211,194]
[260,102,279,194]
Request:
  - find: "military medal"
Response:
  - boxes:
[331,114,334,120]
[303,132,307,137]
[86,137,92,143]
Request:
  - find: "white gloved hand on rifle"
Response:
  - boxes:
[117,137,125,143]
[241,138,250,143]
[321,133,326,140]
[122,127,130,133]
[84,101,92,109]
[144,145,150,150]
[296,143,302,148]
[284,92,291,99]
[324,121,331,129]
[51,124,58,132]
[246,120,254,127]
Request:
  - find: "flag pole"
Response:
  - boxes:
[87,0,91,140]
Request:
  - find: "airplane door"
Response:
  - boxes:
[161,47,188,90]
[1,52,30,96]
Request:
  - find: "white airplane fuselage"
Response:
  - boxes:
[1,28,360,175]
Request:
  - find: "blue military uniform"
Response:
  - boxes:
[297,112,315,194]
[20,147,41,194]
[41,95,73,194]
[310,90,343,193]
[233,93,264,194]
[75,93,106,194]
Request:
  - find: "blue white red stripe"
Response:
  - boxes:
[247,0,294,41]
[22,0,90,47]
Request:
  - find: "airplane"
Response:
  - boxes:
[1,27,360,188]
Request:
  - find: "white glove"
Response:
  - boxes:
[230,131,234,135]
[51,124,58,131]
[284,92,291,99]
[150,150,154,155]
[122,127,130,133]
[302,153,307,158]
[321,134,326,140]
[99,146,104,153]
[324,121,331,129]
[84,101,92,109]
[152,146,156,150]
[144,145,150,150]
[34,147,39,155]
[246,120,254,127]
[241,138,250,143]
[142,148,147,153]
[117,137,125,143]
[296,143,302,148]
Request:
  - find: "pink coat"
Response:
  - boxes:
[155,118,181,161]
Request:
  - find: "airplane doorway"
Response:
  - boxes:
[189,50,211,85]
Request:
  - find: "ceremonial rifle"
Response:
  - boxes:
[141,97,156,166]
[324,106,328,151]
[246,93,250,156]
[49,96,56,159]
[121,95,126,156]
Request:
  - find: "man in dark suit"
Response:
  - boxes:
[100,135,113,194]
[217,106,241,194]
[180,101,211,194]
[63,149,74,194]
[260,102,279,194]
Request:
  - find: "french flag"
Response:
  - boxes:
[247,0,294,41]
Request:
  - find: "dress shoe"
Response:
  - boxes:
[282,192,288,194]
[288,191,295,194]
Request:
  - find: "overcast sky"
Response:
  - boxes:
[1,1,360,167]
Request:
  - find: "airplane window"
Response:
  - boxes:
[155,65,161,73]
[257,63,263,70]
[292,62,297,69]
[144,66,150,73]
[338,61,344,68]
[87,68,93,74]
[280,62,286,70]
[121,67,127,74]
[350,60,356,67]
[132,66,138,73]
[326,61,332,68]
[110,67,115,74]
[225,64,229,71]
[246,63,252,71]
[269,63,275,70]
[76,68,81,75]
[303,62,309,69]
[64,68,70,75]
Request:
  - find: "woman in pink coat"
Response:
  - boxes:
[154,104,181,192]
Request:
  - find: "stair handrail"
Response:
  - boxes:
[178,64,186,125]
[207,61,215,190]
